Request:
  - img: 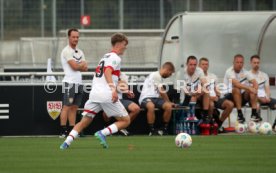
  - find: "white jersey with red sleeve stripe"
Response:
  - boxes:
[89,52,121,102]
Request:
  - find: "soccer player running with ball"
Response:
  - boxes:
[60,33,130,149]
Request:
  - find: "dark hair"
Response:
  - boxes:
[186,55,197,64]
[111,33,128,46]
[234,54,244,60]
[162,62,175,72]
[68,28,79,37]
[250,55,260,61]
[199,57,209,63]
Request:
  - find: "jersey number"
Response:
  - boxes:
[95,61,105,78]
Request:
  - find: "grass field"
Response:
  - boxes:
[0,135,275,173]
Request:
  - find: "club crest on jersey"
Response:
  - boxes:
[112,60,117,65]
[47,101,62,120]
[240,73,245,79]
[69,98,74,104]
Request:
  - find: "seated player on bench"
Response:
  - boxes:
[223,54,260,123]
[175,56,210,123]
[248,55,276,130]
[198,57,234,133]
[139,62,175,136]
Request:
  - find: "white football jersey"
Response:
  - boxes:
[61,45,85,84]
[89,52,121,102]
[139,71,163,104]
[175,67,205,94]
[204,72,218,97]
[224,67,254,93]
[248,70,269,97]
[118,72,129,99]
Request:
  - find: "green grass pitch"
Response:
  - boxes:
[0,135,275,173]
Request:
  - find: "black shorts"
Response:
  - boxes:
[224,93,248,106]
[62,82,84,106]
[261,98,276,110]
[140,98,165,109]
[181,95,201,106]
[182,95,192,106]
[120,99,133,111]
[214,97,227,109]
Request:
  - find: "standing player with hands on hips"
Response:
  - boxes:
[60,33,130,149]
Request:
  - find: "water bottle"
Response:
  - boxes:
[192,122,196,135]
[183,122,188,133]
[187,122,190,134]
[175,122,179,134]
[179,122,183,133]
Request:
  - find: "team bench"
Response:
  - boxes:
[77,105,273,135]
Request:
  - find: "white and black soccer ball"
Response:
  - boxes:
[259,122,272,135]
[175,133,192,148]
[235,123,247,134]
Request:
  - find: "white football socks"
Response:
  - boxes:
[101,124,118,136]
[65,130,78,145]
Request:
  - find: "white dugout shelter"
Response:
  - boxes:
[160,12,276,79]
[160,12,276,125]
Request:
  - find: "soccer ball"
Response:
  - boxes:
[235,123,246,134]
[259,122,272,135]
[248,121,260,133]
[175,133,192,148]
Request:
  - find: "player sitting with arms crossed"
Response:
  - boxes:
[248,55,276,130]
[60,33,130,149]
[224,54,261,123]
[139,62,175,136]
[198,57,234,133]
